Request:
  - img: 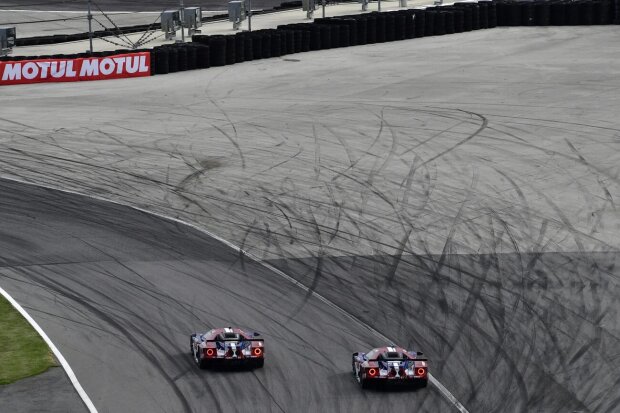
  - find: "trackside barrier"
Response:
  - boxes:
[3,0,618,82]
[175,0,614,77]
[0,52,150,86]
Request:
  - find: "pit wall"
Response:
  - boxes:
[1,0,618,86]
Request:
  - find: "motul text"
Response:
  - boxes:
[0,52,151,86]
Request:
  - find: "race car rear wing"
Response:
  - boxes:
[352,351,428,362]
[203,338,264,343]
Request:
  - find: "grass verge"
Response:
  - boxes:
[0,294,56,385]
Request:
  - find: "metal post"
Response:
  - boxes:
[87,0,93,53]
[180,0,185,42]
[322,0,325,18]
[248,0,252,31]
[378,0,381,12]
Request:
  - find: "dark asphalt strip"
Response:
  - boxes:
[0,179,453,413]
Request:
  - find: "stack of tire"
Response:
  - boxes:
[150,42,210,75]
[10,0,619,79]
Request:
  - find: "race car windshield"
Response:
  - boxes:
[379,351,404,360]
[219,332,241,341]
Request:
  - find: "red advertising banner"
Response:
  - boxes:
[0,52,151,86]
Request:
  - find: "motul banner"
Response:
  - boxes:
[0,52,151,86]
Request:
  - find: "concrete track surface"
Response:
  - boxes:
[1,26,620,412]
[0,179,452,413]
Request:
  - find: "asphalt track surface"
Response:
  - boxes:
[1,25,620,413]
[0,179,453,413]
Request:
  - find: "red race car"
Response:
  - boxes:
[352,346,428,389]
[190,327,264,369]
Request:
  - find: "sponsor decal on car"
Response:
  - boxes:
[0,52,151,86]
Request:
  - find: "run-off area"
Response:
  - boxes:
[0,25,619,412]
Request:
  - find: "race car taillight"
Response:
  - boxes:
[204,348,215,358]
[253,347,263,357]
[367,368,378,378]
[416,367,427,377]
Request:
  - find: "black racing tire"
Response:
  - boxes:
[255,359,265,368]
[360,375,371,389]
[356,368,371,389]
[198,359,209,369]
[193,346,209,369]
[414,378,428,388]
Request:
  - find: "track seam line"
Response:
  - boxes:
[0,285,98,413]
[0,175,469,413]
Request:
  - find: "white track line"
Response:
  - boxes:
[0,285,98,413]
[0,174,469,413]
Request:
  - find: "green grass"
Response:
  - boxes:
[0,294,56,385]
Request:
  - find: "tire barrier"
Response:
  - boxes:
[176,46,188,71]
[270,30,283,57]
[167,47,179,73]
[425,9,436,36]
[451,8,466,32]
[8,0,617,84]
[435,10,447,35]
[251,32,263,60]
[385,13,396,42]
[523,1,537,25]
[357,16,369,45]
[225,36,236,65]
[235,33,246,63]
[535,2,552,24]
[239,33,253,62]
[413,10,427,37]
[194,44,210,69]
[400,10,416,39]
[445,10,456,34]
[261,31,272,59]
[367,15,378,44]
[393,13,407,40]
[186,45,197,70]
[283,30,295,54]
[373,13,385,43]
[153,46,169,75]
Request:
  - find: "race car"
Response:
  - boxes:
[352,346,428,389]
[190,327,264,369]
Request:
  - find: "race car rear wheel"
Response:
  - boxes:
[193,348,209,369]
[253,359,265,368]
[359,376,371,389]
[414,379,428,388]
[357,370,371,389]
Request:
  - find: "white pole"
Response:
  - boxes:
[180,0,185,42]
[87,0,93,53]
[248,0,252,31]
